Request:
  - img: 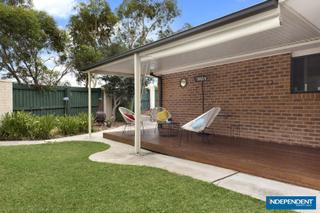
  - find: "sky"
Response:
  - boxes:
[33,0,265,30]
[31,0,265,86]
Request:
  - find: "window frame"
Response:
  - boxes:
[291,53,320,94]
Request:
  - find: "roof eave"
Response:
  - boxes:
[81,0,279,72]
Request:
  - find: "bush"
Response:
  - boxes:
[0,112,34,140]
[0,112,93,140]
[32,115,57,139]
[76,113,90,133]
[56,113,91,136]
[57,116,79,136]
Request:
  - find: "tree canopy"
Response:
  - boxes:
[0,0,32,7]
[158,22,192,39]
[68,0,123,85]
[0,3,70,86]
[69,0,118,49]
[0,0,185,88]
[116,0,180,49]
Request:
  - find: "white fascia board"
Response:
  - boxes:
[85,55,133,74]
[292,47,320,57]
[140,7,281,61]
[90,70,134,76]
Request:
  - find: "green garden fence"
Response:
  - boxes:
[13,84,102,115]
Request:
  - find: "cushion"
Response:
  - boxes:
[157,110,169,122]
[124,113,135,121]
[191,118,205,130]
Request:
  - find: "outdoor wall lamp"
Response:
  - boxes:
[180,78,188,88]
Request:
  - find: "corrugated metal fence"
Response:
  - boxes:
[13,84,102,115]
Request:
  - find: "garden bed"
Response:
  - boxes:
[0,112,98,140]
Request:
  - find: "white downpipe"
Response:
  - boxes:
[134,53,141,154]
[88,72,92,137]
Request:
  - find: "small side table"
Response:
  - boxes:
[159,122,180,137]
[230,123,241,141]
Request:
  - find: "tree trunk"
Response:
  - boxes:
[112,105,117,119]
[112,96,122,119]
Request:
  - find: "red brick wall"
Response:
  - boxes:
[162,54,320,147]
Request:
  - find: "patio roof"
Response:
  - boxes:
[85,0,320,154]
[82,0,320,76]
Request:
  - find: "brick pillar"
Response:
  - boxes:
[0,80,13,117]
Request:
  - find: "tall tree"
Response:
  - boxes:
[0,3,70,86]
[158,22,192,39]
[68,0,119,85]
[102,76,134,118]
[116,0,180,49]
[0,0,32,7]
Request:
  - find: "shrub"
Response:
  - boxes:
[76,113,90,133]
[57,116,79,135]
[56,113,92,136]
[31,115,57,139]
[0,112,34,140]
[105,117,113,127]
[0,112,93,140]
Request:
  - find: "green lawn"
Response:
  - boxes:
[0,141,283,212]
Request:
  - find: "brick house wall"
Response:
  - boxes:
[162,53,320,147]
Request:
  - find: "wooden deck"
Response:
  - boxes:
[103,129,320,190]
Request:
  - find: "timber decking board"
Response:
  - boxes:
[103,130,320,190]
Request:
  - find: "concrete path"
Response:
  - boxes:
[86,133,319,213]
[1,128,319,212]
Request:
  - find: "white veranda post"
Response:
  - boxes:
[88,72,92,137]
[148,83,155,109]
[134,53,141,154]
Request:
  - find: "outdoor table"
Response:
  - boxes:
[159,122,180,137]
[141,114,151,122]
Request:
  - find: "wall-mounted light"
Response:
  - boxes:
[180,78,188,88]
[149,60,158,71]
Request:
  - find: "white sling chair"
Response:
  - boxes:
[180,107,221,143]
[119,107,148,134]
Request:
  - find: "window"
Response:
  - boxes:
[292,53,320,93]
